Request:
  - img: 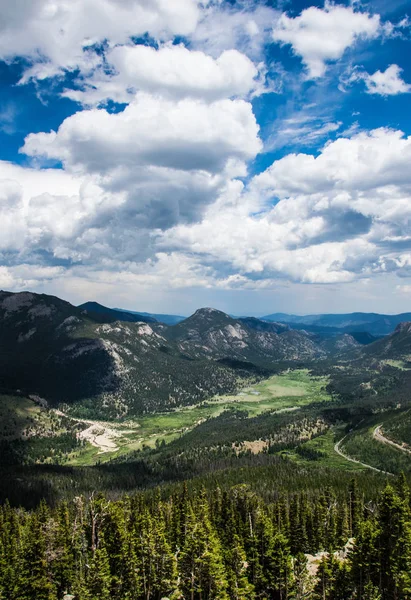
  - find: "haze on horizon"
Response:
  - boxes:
[1,0,411,316]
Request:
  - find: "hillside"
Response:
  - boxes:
[79,301,157,323]
[0,292,342,419]
[363,321,411,360]
[168,308,326,363]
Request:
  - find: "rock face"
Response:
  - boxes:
[169,308,325,364]
[0,291,349,417]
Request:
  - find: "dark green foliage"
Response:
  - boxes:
[1,478,411,599]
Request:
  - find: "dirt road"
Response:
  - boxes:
[373,425,411,455]
[334,434,392,475]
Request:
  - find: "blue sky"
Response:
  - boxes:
[1,0,411,316]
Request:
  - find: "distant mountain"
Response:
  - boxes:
[114,308,185,325]
[318,333,361,356]
[262,312,411,336]
[350,332,378,345]
[9,291,395,421]
[0,293,263,417]
[237,317,289,334]
[169,308,325,363]
[364,322,411,359]
[3,292,352,419]
[79,302,157,324]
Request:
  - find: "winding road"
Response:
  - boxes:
[334,433,393,476]
[373,425,411,455]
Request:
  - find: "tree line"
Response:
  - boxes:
[1,476,411,599]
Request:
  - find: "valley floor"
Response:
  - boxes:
[62,369,332,465]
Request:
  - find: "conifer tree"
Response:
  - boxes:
[179,499,229,599]
[18,513,57,600]
[86,532,112,600]
[377,484,411,599]
[349,519,379,598]
[225,534,255,600]
[51,501,76,598]
[348,479,361,538]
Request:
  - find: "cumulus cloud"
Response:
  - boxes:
[3,128,411,303]
[0,88,262,271]
[345,64,411,96]
[22,93,261,175]
[161,128,411,285]
[273,2,380,78]
[64,44,259,106]
[0,0,200,80]
[1,0,410,310]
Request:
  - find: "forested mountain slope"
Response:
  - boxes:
[79,301,157,323]
[364,321,411,359]
[168,307,325,363]
[1,473,410,600]
[0,291,337,418]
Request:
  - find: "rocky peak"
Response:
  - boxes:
[395,321,411,334]
[192,307,230,320]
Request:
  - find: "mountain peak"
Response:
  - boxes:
[192,307,229,318]
[395,321,411,334]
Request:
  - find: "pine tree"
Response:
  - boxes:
[225,534,255,600]
[348,479,362,538]
[86,532,112,600]
[293,552,310,600]
[18,513,57,600]
[51,501,76,597]
[257,512,293,600]
[377,484,411,599]
[349,519,380,599]
[134,505,178,599]
[179,499,229,600]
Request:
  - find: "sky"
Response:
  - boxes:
[1,0,411,316]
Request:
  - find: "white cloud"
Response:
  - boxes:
[4,127,411,290]
[64,44,259,106]
[345,64,411,96]
[192,1,280,60]
[254,128,411,196]
[22,93,261,175]
[161,128,411,285]
[265,114,342,151]
[272,2,380,78]
[397,285,411,294]
[0,0,200,80]
[367,64,411,95]
[0,87,261,269]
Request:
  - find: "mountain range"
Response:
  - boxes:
[1,290,411,419]
[85,301,410,337]
[263,311,411,336]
